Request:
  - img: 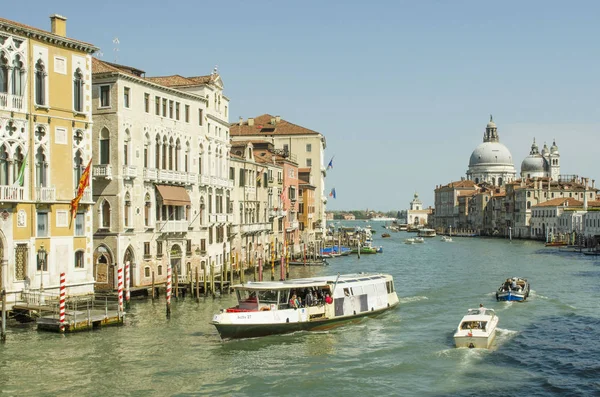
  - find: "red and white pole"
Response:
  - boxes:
[166,264,172,319]
[117,264,123,315]
[303,243,307,266]
[59,272,66,332]
[280,256,285,281]
[125,261,131,309]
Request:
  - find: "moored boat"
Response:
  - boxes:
[211,273,399,339]
[496,277,530,302]
[453,307,498,349]
[382,233,391,238]
[418,228,436,237]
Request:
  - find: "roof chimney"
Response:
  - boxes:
[238,116,243,126]
[50,14,67,37]
[248,118,254,126]
[275,115,281,123]
[270,117,276,125]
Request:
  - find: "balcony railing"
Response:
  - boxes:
[199,174,210,185]
[269,208,287,218]
[0,93,24,111]
[186,172,197,185]
[209,214,229,223]
[240,223,271,234]
[0,185,25,201]
[74,187,92,203]
[156,220,189,233]
[144,168,158,181]
[36,186,55,202]
[158,169,186,184]
[93,164,113,179]
[122,165,137,179]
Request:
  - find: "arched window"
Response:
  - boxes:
[73,150,84,189]
[144,193,151,227]
[124,129,130,166]
[74,250,84,268]
[101,200,111,228]
[168,137,174,170]
[155,135,161,169]
[124,192,131,228]
[184,141,190,173]
[13,146,24,185]
[157,264,163,276]
[35,59,46,106]
[0,53,8,94]
[35,146,47,187]
[527,201,531,209]
[73,68,84,112]
[12,56,24,96]
[0,144,8,185]
[162,136,168,169]
[100,127,110,164]
[144,266,151,278]
[498,177,503,186]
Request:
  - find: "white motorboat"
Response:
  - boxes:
[453,307,499,349]
[418,228,437,238]
[414,237,425,243]
[211,273,399,340]
[404,238,415,245]
[441,236,453,242]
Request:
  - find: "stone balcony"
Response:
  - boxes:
[0,185,26,202]
[209,213,229,223]
[122,165,137,179]
[36,186,55,202]
[269,208,287,218]
[156,220,189,233]
[93,164,113,180]
[0,93,24,111]
[240,222,271,234]
[144,168,157,181]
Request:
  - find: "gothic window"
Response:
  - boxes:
[498,177,503,186]
[124,192,132,228]
[74,250,84,268]
[35,59,46,106]
[74,150,84,189]
[100,128,110,164]
[0,144,8,185]
[155,135,161,169]
[124,129,130,166]
[185,141,190,172]
[13,146,24,186]
[144,193,151,227]
[168,138,174,170]
[12,56,24,96]
[162,136,168,169]
[0,53,8,93]
[35,146,48,187]
[101,200,111,228]
[73,68,84,112]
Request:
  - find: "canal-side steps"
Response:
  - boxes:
[13,292,123,333]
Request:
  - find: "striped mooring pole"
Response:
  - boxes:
[280,256,285,281]
[166,264,172,319]
[59,272,66,332]
[117,265,124,315]
[125,261,131,309]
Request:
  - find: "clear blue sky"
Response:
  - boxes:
[7,1,600,211]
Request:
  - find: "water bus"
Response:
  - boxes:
[211,273,399,339]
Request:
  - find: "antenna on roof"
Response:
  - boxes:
[113,37,120,63]
[94,51,104,59]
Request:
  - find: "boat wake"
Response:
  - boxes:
[400,296,428,304]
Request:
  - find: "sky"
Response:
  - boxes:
[6,1,600,211]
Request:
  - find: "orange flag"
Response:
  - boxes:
[71,159,92,217]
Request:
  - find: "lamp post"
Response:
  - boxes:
[37,243,47,304]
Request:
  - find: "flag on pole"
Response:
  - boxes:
[70,159,92,217]
[329,188,336,199]
[13,150,28,187]
[256,167,264,182]
[326,156,334,171]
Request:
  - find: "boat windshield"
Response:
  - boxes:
[461,321,487,330]
[237,290,259,310]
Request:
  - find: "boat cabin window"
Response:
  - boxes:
[237,290,259,310]
[343,288,351,297]
[461,321,487,330]
[386,281,395,294]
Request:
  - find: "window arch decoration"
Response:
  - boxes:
[73,67,84,112]
[34,59,47,106]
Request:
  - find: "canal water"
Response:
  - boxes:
[2,223,600,396]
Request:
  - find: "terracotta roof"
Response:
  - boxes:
[230,114,321,136]
[437,180,478,190]
[0,16,97,50]
[145,74,215,88]
[92,58,145,79]
[534,198,583,207]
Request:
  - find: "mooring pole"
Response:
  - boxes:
[195,267,200,302]
[166,264,172,319]
[151,271,155,301]
[1,289,6,343]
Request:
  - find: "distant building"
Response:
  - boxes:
[343,214,355,220]
[325,212,334,221]
[406,192,434,226]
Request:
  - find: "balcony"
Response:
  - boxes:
[240,223,271,234]
[269,208,287,218]
[122,165,137,179]
[93,164,113,179]
[277,179,283,185]
[74,187,93,204]
[143,168,158,181]
[156,220,189,233]
[186,172,197,185]
[158,169,186,184]
[198,174,210,185]
[0,92,24,111]
[36,186,55,202]
[209,213,229,224]
[0,185,25,202]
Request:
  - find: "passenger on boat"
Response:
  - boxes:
[511,278,517,290]
[289,294,299,308]
[325,293,333,304]
[479,303,486,314]
[305,290,314,307]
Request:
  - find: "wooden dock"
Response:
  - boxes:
[37,309,123,333]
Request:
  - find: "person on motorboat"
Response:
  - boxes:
[479,303,486,314]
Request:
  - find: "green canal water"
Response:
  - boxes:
[2,226,600,396]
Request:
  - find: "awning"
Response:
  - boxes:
[156,185,191,206]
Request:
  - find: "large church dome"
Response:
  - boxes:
[469,142,514,166]
[466,116,516,186]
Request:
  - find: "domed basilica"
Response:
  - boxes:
[466,116,560,186]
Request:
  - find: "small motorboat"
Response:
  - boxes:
[414,237,425,244]
[441,236,453,242]
[404,238,415,245]
[453,307,499,349]
[382,233,391,238]
[496,277,530,302]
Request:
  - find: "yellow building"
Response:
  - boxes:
[0,15,98,306]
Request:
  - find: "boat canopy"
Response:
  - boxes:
[231,273,391,291]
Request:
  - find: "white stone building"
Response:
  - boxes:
[520,139,560,180]
[406,192,432,226]
[91,59,232,291]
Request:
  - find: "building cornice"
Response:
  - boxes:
[0,22,99,54]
